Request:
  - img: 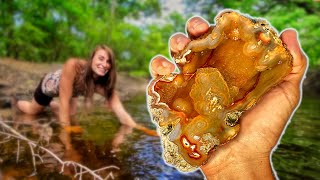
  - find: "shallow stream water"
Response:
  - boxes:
[0,94,319,179]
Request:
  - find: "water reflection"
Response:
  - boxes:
[272,96,320,179]
[0,99,204,179]
[0,112,123,179]
[111,125,134,153]
[2,94,318,179]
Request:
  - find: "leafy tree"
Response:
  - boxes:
[183,0,320,67]
[0,0,169,77]
[1,0,318,76]
[0,0,20,58]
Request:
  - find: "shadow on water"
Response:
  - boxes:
[272,95,320,180]
[0,93,319,179]
[0,94,204,179]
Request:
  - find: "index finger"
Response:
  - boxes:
[186,16,210,39]
[169,16,210,58]
[149,55,175,78]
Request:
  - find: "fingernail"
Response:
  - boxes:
[176,36,183,44]
[175,37,183,51]
[192,19,204,30]
[162,61,169,67]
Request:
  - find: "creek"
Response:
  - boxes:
[0,94,319,179]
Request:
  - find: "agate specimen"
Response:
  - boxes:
[147,10,293,172]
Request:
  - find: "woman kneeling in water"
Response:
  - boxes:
[16,45,137,130]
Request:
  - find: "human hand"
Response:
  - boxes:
[149,16,209,77]
[135,124,159,137]
[63,125,84,134]
[149,16,307,179]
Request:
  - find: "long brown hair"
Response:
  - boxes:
[75,45,117,100]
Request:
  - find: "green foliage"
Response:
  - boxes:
[0,0,163,76]
[265,6,320,67]
[0,0,319,77]
[184,0,320,67]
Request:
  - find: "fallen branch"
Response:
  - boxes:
[0,117,119,179]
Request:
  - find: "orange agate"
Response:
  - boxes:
[148,10,293,172]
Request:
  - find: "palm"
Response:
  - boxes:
[150,16,306,178]
[201,30,306,171]
[213,79,299,156]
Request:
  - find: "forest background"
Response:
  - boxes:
[0,1,319,179]
[0,0,319,78]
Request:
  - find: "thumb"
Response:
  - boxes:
[280,29,308,84]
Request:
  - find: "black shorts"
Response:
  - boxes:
[34,79,53,106]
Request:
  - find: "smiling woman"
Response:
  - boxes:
[15,45,137,131]
[92,49,111,77]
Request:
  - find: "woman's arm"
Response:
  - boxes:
[59,59,78,126]
[106,91,137,127]
[96,87,157,136]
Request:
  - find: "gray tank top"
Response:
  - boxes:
[41,69,86,97]
[41,69,62,97]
